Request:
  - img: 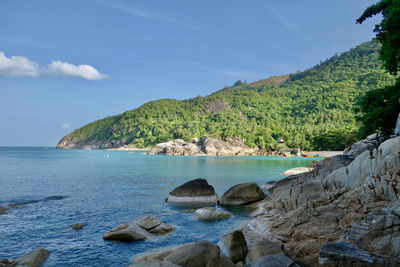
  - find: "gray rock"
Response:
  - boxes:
[247,241,283,262]
[206,255,236,267]
[281,167,312,176]
[218,230,248,263]
[164,240,220,267]
[136,216,162,230]
[103,220,152,242]
[166,179,218,205]
[194,207,232,220]
[245,254,297,267]
[72,223,84,230]
[220,183,265,206]
[148,223,176,235]
[127,261,180,267]
[134,246,179,263]
[13,248,50,267]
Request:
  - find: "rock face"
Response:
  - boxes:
[245,254,298,267]
[246,241,283,262]
[163,241,220,267]
[220,183,265,206]
[103,216,175,242]
[4,248,51,267]
[149,136,259,156]
[242,137,400,265]
[57,135,130,149]
[344,133,384,156]
[194,207,232,220]
[218,230,248,263]
[166,179,218,205]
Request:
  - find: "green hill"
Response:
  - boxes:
[57,41,395,151]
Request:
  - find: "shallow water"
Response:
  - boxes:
[0,147,315,266]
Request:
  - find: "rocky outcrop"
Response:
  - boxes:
[217,230,248,263]
[56,135,131,149]
[1,248,51,267]
[246,241,283,262]
[103,216,175,242]
[205,255,235,267]
[194,207,232,220]
[149,136,260,156]
[242,137,400,265]
[220,183,265,206]
[244,254,298,267]
[344,133,385,156]
[166,179,218,205]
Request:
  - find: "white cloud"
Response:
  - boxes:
[268,6,297,31]
[62,123,71,130]
[0,51,109,81]
[0,51,40,77]
[48,61,109,81]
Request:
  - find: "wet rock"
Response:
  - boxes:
[245,254,297,267]
[103,220,152,241]
[247,241,283,262]
[0,206,7,215]
[72,223,84,230]
[205,255,236,267]
[8,202,32,208]
[194,207,232,220]
[148,223,176,235]
[281,167,312,176]
[43,196,65,201]
[166,179,218,205]
[134,246,179,263]
[220,183,265,206]
[136,216,162,230]
[218,230,248,263]
[12,248,50,267]
[163,240,220,267]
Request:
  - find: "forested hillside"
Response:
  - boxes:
[58,41,395,150]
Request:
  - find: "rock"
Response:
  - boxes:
[205,255,236,267]
[72,223,84,230]
[148,223,176,235]
[319,242,391,266]
[136,216,162,230]
[127,261,180,267]
[103,220,152,241]
[164,240,220,267]
[245,254,297,267]
[218,230,248,263]
[220,183,265,206]
[247,241,283,262]
[134,246,179,263]
[12,248,50,267]
[166,179,218,205]
[0,206,7,215]
[344,133,384,156]
[281,167,312,176]
[194,207,232,220]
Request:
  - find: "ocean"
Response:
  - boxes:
[0,147,315,266]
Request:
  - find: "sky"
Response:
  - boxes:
[0,0,381,146]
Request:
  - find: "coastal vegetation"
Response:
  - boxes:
[61,41,395,151]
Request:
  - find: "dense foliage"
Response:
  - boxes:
[356,0,400,137]
[65,41,394,150]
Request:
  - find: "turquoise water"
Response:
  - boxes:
[0,147,315,266]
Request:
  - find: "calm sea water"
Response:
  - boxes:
[0,147,315,266]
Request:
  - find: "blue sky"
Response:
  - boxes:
[0,0,380,146]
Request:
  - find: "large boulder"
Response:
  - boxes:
[220,183,265,206]
[245,254,298,267]
[194,207,232,221]
[149,139,202,156]
[218,230,248,263]
[128,261,180,267]
[9,248,50,267]
[205,255,236,267]
[247,241,283,262]
[163,241,220,267]
[103,216,175,242]
[166,179,218,205]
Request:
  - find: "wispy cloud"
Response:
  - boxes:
[61,123,71,130]
[268,6,297,31]
[93,0,200,31]
[195,63,266,80]
[0,51,109,81]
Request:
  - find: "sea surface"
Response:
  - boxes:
[0,147,316,266]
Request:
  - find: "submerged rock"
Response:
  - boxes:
[0,206,7,215]
[218,230,248,263]
[166,179,218,205]
[194,207,232,220]
[220,183,265,206]
[72,223,85,230]
[281,167,312,176]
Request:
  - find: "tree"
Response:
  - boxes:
[356,0,400,137]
